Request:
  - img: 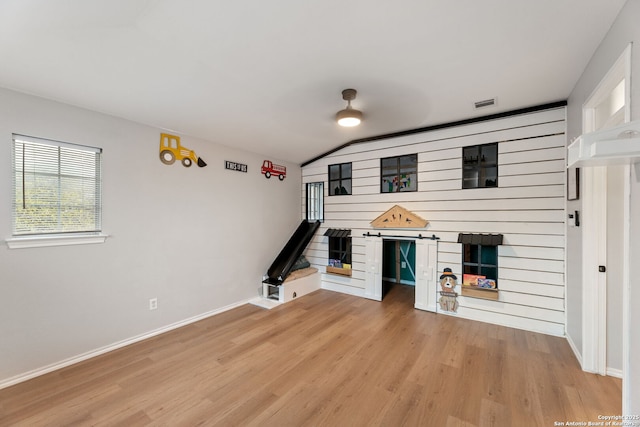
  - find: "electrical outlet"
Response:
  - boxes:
[149,298,158,310]
[401,261,406,268]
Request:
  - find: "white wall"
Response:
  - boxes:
[0,87,301,386]
[566,0,640,414]
[302,107,567,336]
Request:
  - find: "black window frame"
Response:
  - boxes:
[380,154,418,193]
[305,182,324,222]
[461,244,498,288]
[328,162,352,196]
[329,236,352,265]
[462,142,498,189]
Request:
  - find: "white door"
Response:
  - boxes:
[414,239,438,312]
[364,236,382,301]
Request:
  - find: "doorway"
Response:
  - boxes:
[382,239,416,300]
[580,43,631,377]
[364,236,437,310]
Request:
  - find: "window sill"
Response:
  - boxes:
[5,234,109,249]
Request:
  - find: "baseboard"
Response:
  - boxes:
[565,331,623,378]
[565,331,583,367]
[0,297,254,390]
[606,367,623,378]
[321,281,365,298]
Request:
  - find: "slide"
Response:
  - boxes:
[263,220,321,285]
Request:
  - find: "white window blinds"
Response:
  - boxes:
[11,134,102,236]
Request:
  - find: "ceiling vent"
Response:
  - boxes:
[474,98,496,109]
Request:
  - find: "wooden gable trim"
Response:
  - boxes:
[370,205,428,229]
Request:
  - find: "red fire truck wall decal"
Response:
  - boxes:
[261,160,286,180]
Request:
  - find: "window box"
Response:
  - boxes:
[461,285,499,301]
[326,266,352,277]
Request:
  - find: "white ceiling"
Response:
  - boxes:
[0,0,627,164]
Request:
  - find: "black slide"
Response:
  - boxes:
[263,220,321,285]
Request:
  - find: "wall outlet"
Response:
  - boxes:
[149,298,158,310]
[401,261,406,268]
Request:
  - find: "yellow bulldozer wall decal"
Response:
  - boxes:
[159,133,207,167]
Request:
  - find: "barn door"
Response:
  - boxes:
[364,236,382,301]
[414,239,438,312]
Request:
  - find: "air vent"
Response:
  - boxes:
[474,98,496,109]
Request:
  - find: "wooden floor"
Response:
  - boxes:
[0,285,621,426]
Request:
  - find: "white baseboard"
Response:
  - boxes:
[565,328,623,379]
[606,367,623,378]
[0,297,254,390]
[565,331,583,367]
[321,281,365,298]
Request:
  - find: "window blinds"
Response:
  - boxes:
[11,134,102,236]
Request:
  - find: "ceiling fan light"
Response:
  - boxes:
[336,108,363,127]
[336,88,363,127]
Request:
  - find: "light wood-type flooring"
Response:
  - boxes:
[0,285,621,426]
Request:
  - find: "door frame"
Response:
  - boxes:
[580,44,631,378]
[382,239,417,286]
[364,235,437,311]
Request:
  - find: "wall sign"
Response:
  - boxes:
[225,161,248,173]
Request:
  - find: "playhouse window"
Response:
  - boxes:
[306,182,324,222]
[462,143,498,188]
[462,244,498,283]
[458,233,503,288]
[325,228,352,266]
[329,236,351,265]
[380,154,417,193]
[328,163,352,195]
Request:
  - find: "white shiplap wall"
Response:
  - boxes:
[301,107,566,336]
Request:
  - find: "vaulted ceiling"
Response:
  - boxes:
[0,0,627,164]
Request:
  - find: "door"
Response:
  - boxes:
[364,236,382,301]
[414,239,438,312]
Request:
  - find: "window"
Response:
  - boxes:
[325,229,351,265]
[11,134,102,237]
[329,236,352,265]
[328,163,352,195]
[462,143,497,188]
[462,244,498,284]
[458,233,503,288]
[306,182,324,222]
[381,154,417,193]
